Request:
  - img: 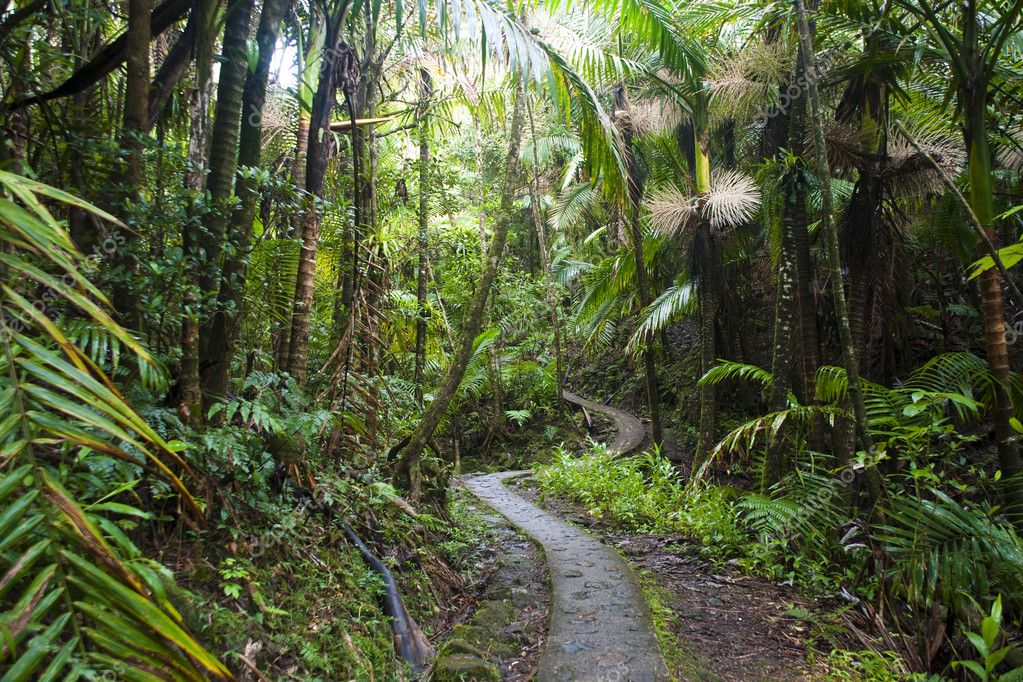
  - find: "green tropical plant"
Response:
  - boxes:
[952,596,1023,681]
[0,171,230,679]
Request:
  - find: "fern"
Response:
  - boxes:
[878,490,1023,611]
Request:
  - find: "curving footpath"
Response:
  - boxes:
[463,396,668,681]
[562,391,645,454]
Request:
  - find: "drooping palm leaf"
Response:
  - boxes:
[0,172,230,680]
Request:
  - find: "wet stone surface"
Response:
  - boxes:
[464,472,670,682]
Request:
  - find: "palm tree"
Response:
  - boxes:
[890,0,1023,507]
[202,0,291,400]
[196,0,255,333]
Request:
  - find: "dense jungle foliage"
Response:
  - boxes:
[1,0,1023,676]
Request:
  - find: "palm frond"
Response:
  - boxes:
[0,171,229,679]
[699,359,774,388]
[626,281,697,352]
[704,170,762,230]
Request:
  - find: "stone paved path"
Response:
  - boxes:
[562,391,645,454]
[464,472,669,681]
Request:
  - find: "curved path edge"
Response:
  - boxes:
[463,396,668,681]
[562,391,645,454]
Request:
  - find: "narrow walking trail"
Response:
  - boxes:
[562,391,645,454]
[463,395,669,681]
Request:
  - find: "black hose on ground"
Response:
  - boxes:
[342,525,434,674]
[292,485,434,675]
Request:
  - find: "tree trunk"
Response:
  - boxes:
[525,96,564,411]
[201,0,289,400]
[763,199,799,488]
[693,101,718,466]
[794,0,882,510]
[618,86,662,445]
[286,10,352,382]
[785,47,820,407]
[196,0,254,367]
[961,59,1023,504]
[110,0,151,326]
[414,68,431,406]
[396,80,526,499]
[274,18,323,370]
[179,0,216,425]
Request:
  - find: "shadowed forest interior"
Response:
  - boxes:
[2,0,1023,677]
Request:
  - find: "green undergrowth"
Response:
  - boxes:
[176,474,487,680]
[535,441,747,563]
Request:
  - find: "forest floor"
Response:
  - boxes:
[449,393,833,681]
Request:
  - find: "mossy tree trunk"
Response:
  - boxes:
[196,0,254,362]
[414,68,432,406]
[396,79,526,499]
[202,0,290,400]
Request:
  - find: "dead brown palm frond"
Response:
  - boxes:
[806,120,865,175]
[627,97,685,135]
[708,42,792,122]
[646,184,700,234]
[888,125,965,196]
[705,169,762,230]
[997,126,1023,172]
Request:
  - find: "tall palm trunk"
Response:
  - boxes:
[785,47,820,406]
[110,0,151,325]
[286,11,353,382]
[179,0,216,425]
[763,197,799,487]
[693,98,718,465]
[201,0,289,399]
[396,80,526,499]
[414,68,431,405]
[961,52,1023,502]
[794,0,879,511]
[274,17,324,371]
[196,0,254,382]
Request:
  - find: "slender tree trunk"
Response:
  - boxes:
[763,202,799,487]
[396,80,526,499]
[286,11,352,382]
[274,18,323,370]
[179,0,216,425]
[693,100,718,465]
[414,68,431,405]
[795,0,882,510]
[961,60,1023,503]
[525,97,564,410]
[196,0,254,387]
[618,86,662,445]
[629,201,663,446]
[201,0,289,400]
[784,47,820,407]
[110,0,151,325]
